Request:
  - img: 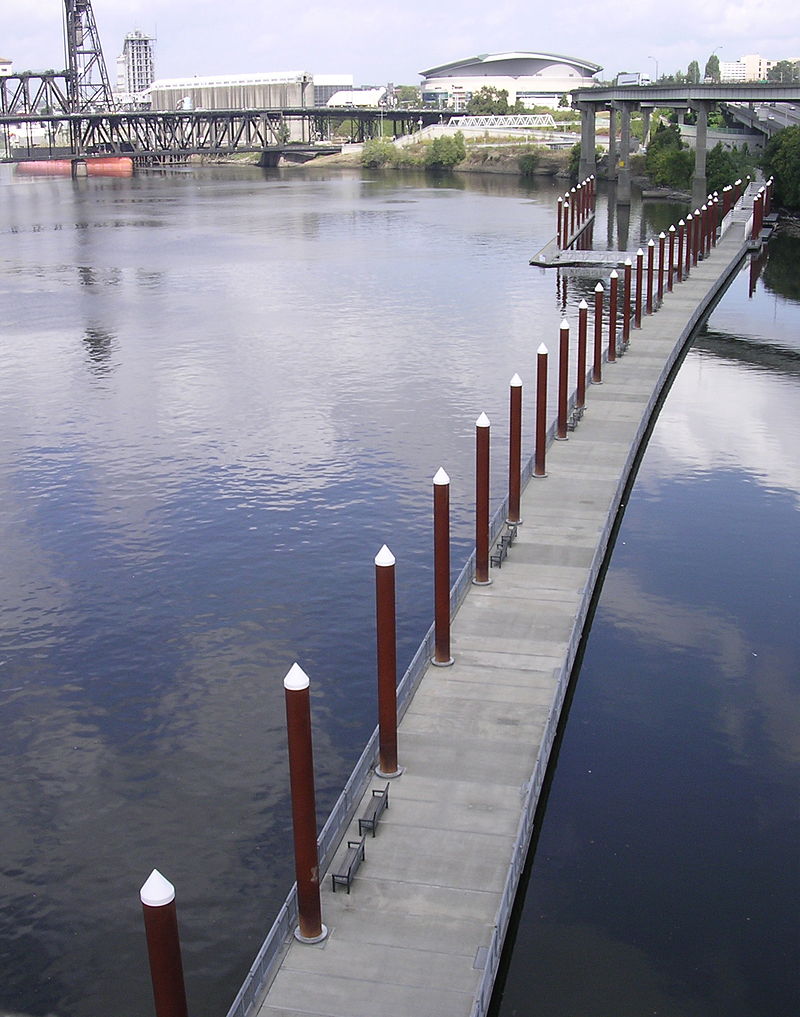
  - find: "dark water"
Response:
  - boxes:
[0,164,796,1017]
[490,235,800,1017]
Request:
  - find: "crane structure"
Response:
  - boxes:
[63,0,116,112]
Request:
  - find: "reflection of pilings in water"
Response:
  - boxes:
[749,248,768,298]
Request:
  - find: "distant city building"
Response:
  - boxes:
[313,74,354,105]
[326,86,386,107]
[0,57,12,77]
[420,52,601,110]
[123,31,155,93]
[719,54,799,82]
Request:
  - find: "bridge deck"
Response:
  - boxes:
[249,208,755,1017]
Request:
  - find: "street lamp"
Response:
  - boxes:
[648,56,659,82]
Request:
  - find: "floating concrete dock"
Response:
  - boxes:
[227,189,763,1017]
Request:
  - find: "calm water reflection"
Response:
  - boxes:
[489,238,800,1017]
[1,163,796,1017]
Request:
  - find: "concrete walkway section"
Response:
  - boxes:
[242,197,760,1017]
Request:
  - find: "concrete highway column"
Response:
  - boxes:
[691,101,710,207]
[579,104,597,180]
[617,103,632,204]
[607,105,617,181]
[641,108,651,147]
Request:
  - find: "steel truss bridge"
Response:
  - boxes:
[1,93,444,162]
[449,114,557,128]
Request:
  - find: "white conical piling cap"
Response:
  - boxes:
[637,248,644,257]
[433,467,450,486]
[375,544,395,567]
[510,373,523,387]
[624,257,632,266]
[560,318,569,331]
[579,298,588,310]
[595,282,604,292]
[284,662,310,691]
[538,342,548,355]
[610,269,619,279]
[140,869,175,907]
[678,218,685,226]
[476,412,490,428]
[686,213,693,221]
[659,231,666,238]
[648,238,655,247]
[669,224,676,232]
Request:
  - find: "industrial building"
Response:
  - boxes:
[148,72,312,111]
[146,72,358,111]
[420,51,601,109]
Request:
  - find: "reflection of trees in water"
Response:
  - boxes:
[82,326,117,373]
[762,235,800,302]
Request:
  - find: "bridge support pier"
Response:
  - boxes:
[641,108,651,148]
[607,105,618,180]
[579,104,596,181]
[617,103,632,204]
[691,101,711,207]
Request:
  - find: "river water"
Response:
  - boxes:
[0,164,796,1017]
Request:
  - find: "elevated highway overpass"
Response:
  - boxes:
[571,82,800,205]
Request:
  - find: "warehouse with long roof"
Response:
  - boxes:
[420,52,602,109]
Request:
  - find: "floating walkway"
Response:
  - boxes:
[227,186,766,1017]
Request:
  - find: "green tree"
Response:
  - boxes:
[767,60,800,83]
[705,142,757,194]
[645,123,693,189]
[687,60,701,84]
[394,85,420,106]
[423,131,466,169]
[704,54,721,82]
[762,125,800,207]
[466,86,509,115]
[518,149,540,176]
[361,138,397,168]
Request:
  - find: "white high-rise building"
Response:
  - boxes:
[121,31,155,95]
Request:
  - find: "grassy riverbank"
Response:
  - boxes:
[283,142,572,178]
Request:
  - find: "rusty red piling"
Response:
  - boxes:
[432,467,453,665]
[474,413,491,584]
[140,870,189,1017]
[534,344,548,478]
[634,249,644,328]
[676,220,685,282]
[556,320,570,440]
[507,374,522,524]
[657,232,666,304]
[667,225,676,291]
[608,270,618,362]
[684,213,693,277]
[284,663,327,943]
[375,545,400,777]
[556,196,563,248]
[593,282,604,384]
[622,258,632,343]
[646,238,655,314]
[577,299,588,409]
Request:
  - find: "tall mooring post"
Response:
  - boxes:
[432,468,454,666]
[284,663,327,944]
[375,545,401,778]
[140,870,189,1017]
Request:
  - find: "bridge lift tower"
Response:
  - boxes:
[63,0,116,112]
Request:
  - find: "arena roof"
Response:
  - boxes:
[420,52,602,77]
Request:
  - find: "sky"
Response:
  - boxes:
[1,0,798,86]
